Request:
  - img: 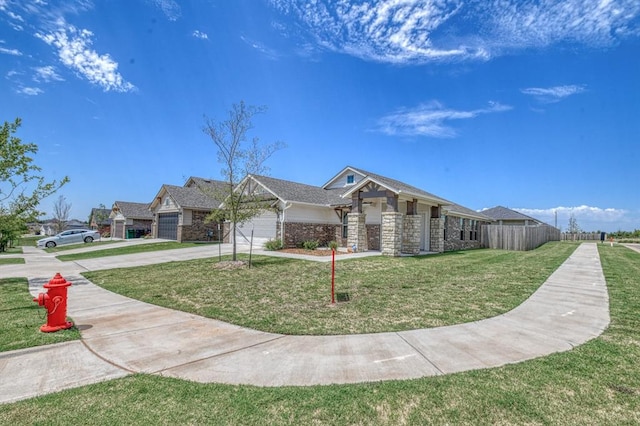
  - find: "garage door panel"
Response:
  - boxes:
[158,213,179,240]
[235,211,277,245]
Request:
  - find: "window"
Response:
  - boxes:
[460,218,465,240]
[164,198,170,207]
[342,211,349,238]
[346,174,354,184]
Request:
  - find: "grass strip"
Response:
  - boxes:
[85,242,578,335]
[1,244,638,424]
[0,258,24,265]
[56,241,217,261]
[0,278,80,352]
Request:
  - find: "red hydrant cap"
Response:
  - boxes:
[43,272,72,289]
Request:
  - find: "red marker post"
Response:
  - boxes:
[331,249,336,304]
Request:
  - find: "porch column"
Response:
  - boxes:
[430,216,445,253]
[402,215,421,255]
[381,212,403,256]
[347,213,367,252]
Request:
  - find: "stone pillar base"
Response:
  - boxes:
[347,213,367,252]
[381,212,403,256]
[402,215,421,255]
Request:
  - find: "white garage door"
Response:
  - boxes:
[235,211,277,247]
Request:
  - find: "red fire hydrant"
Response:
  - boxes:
[33,273,74,332]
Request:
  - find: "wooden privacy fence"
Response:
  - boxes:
[481,224,561,251]
[561,232,603,241]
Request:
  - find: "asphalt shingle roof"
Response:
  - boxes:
[163,185,223,210]
[481,206,541,223]
[114,202,153,219]
[250,175,348,206]
[348,166,452,204]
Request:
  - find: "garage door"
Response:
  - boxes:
[235,211,277,247]
[158,213,179,240]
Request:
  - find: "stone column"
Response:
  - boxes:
[347,213,367,252]
[402,215,421,255]
[381,212,403,256]
[430,217,445,253]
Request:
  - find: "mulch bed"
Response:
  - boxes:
[278,248,348,257]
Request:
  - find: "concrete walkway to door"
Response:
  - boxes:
[0,243,609,404]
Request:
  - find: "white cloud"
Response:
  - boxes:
[151,0,181,21]
[33,65,64,82]
[511,205,632,232]
[18,86,43,96]
[0,46,22,56]
[376,100,512,138]
[521,85,587,103]
[271,0,640,63]
[35,20,135,92]
[240,35,281,60]
[192,30,208,40]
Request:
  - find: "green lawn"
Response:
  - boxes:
[0,258,24,265]
[56,241,218,261]
[85,242,578,335]
[0,278,80,352]
[0,244,638,424]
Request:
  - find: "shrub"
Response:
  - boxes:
[264,239,284,251]
[302,240,319,250]
[328,240,339,250]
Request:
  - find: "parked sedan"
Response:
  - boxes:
[37,229,101,248]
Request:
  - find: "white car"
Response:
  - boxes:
[37,229,101,248]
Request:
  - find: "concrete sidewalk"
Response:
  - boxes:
[0,243,609,404]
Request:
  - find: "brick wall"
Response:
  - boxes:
[367,224,380,250]
[282,222,340,248]
[444,216,483,251]
[181,211,221,242]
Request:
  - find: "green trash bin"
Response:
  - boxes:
[126,229,135,239]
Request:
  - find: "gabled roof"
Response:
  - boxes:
[341,166,453,205]
[161,185,222,210]
[445,204,494,221]
[249,175,347,206]
[481,206,542,223]
[90,208,111,225]
[114,201,153,219]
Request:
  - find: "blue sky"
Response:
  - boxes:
[1,0,639,232]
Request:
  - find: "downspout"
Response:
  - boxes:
[281,202,292,244]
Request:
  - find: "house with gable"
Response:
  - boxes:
[234,166,493,255]
[149,177,226,242]
[110,201,153,239]
[481,206,544,226]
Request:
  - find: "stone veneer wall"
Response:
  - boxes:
[367,224,380,251]
[347,213,368,252]
[402,215,421,255]
[430,217,445,253]
[381,212,403,256]
[282,223,340,248]
[180,211,221,242]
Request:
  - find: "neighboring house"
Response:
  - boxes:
[234,166,493,255]
[481,206,544,226]
[149,177,225,242]
[89,207,111,235]
[110,201,153,239]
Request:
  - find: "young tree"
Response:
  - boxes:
[53,195,72,233]
[202,101,285,261]
[568,213,581,234]
[0,118,68,251]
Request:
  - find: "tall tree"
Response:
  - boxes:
[0,118,68,251]
[202,101,285,261]
[53,195,72,233]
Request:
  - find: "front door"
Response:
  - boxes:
[421,213,431,251]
